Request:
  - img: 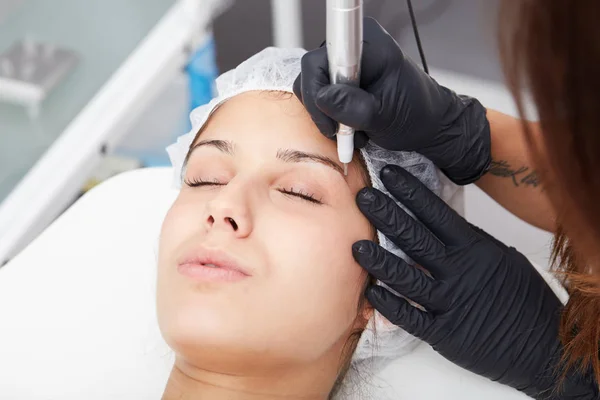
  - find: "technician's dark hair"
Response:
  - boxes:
[499,0,600,388]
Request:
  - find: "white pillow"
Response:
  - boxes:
[0,167,561,399]
[0,168,175,400]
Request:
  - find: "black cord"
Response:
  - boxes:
[369,0,450,45]
[406,0,429,74]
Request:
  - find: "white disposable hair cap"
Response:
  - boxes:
[166,47,456,379]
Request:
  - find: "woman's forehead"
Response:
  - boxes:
[197,92,337,154]
[188,91,370,190]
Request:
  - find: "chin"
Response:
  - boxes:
[164,324,273,375]
[161,305,244,351]
[159,307,302,374]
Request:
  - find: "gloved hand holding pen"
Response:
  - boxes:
[294,17,491,186]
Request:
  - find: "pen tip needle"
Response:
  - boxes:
[343,163,348,176]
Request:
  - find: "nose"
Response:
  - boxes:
[206,214,243,232]
[204,189,253,238]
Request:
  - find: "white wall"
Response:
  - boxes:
[0,0,25,24]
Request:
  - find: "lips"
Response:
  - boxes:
[177,247,251,282]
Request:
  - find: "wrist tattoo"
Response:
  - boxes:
[488,160,540,188]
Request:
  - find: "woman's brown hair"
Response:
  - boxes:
[499,0,600,385]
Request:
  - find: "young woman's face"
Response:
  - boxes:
[157,92,372,375]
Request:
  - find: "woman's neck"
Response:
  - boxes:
[162,358,334,400]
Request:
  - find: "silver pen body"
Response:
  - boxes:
[326,0,363,167]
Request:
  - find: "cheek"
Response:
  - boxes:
[157,196,204,330]
[261,207,371,353]
[268,206,370,283]
[158,195,205,260]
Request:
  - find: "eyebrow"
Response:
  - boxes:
[185,139,345,176]
[276,149,345,176]
[184,139,234,167]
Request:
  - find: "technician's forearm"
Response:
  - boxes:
[476,109,556,232]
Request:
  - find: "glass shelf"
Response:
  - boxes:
[0,0,174,203]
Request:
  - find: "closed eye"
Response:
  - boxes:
[184,178,323,205]
[278,188,322,204]
[184,177,224,187]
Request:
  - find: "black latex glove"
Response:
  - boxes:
[352,164,598,399]
[294,17,491,185]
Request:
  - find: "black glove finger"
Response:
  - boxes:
[315,84,383,132]
[467,223,509,251]
[380,165,475,246]
[353,240,446,311]
[365,284,434,338]
[298,47,337,138]
[354,131,369,148]
[300,18,398,139]
[293,73,303,104]
[356,187,446,275]
[360,17,402,84]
